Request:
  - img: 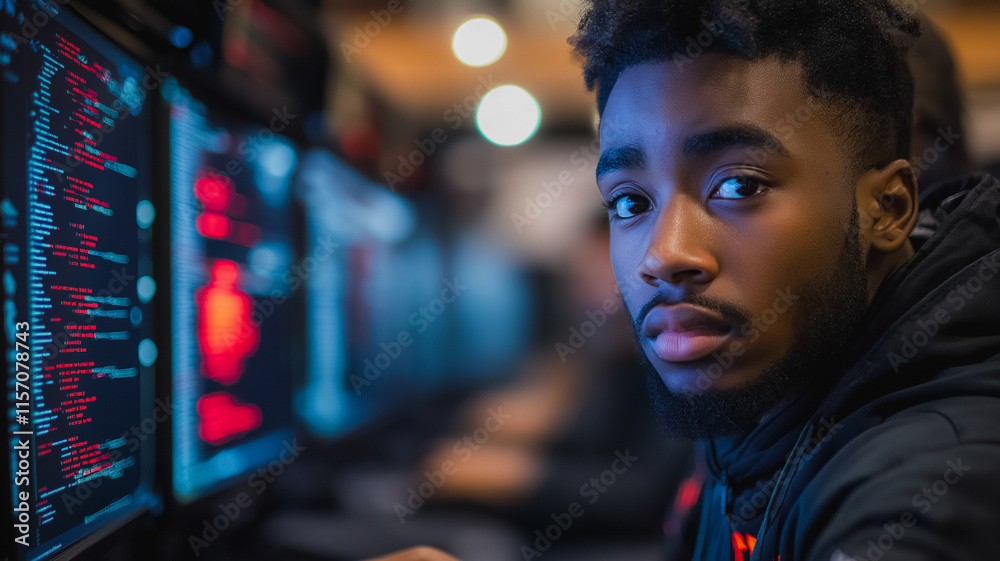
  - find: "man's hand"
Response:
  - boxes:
[363,546,461,561]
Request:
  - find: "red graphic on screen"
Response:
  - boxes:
[193,172,261,246]
[197,392,262,445]
[196,260,259,385]
[195,174,234,239]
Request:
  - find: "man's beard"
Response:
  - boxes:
[637,210,871,440]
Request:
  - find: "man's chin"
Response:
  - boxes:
[652,359,762,395]
[640,321,849,441]
[643,358,790,440]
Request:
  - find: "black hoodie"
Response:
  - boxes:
[682,173,1000,561]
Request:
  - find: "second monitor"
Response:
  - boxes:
[163,78,299,503]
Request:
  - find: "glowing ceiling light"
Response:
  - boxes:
[452,17,507,67]
[476,85,541,146]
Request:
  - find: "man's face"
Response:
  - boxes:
[597,55,872,438]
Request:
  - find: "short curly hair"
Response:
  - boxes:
[571,0,921,173]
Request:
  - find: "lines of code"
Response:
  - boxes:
[4,5,156,556]
[27,31,143,539]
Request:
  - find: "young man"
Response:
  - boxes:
[368,0,1000,559]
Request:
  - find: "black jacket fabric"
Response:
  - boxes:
[684,173,1000,561]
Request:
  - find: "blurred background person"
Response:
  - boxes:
[908,13,973,204]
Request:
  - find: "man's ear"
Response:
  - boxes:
[855,158,919,254]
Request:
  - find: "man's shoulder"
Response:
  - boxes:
[810,396,1000,488]
[873,395,1000,449]
[784,398,1000,560]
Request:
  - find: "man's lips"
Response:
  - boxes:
[642,304,734,362]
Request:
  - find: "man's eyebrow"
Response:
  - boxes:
[682,126,786,160]
[596,145,646,180]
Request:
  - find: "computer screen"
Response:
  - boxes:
[2,2,158,559]
[346,231,449,400]
[295,149,457,437]
[164,78,297,502]
[294,150,358,438]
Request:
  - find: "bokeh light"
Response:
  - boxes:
[452,17,507,67]
[476,85,541,146]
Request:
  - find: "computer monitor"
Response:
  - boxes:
[295,149,460,438]
[346,229,449,399]
[296,149,424,433]
[2,2,159,559]
[294,149,361,439]
[163,78,298,503]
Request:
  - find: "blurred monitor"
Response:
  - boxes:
[163,78,297,502]
[345,228,449,406]
[1,2,159,558]
[295,149,451,437]
[447,233,532,382]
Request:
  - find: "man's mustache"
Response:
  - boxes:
[633,292,752,336]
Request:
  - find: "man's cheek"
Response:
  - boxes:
[740,299,798,364]
[616,287,645,328]
[609,255,644,305]
[609,231,646,276]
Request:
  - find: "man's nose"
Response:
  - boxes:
[636,195,718,288]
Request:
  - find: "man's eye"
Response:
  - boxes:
[714,176,765,199]
[610,194,650,219]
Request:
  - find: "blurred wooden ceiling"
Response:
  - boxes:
[925,4,1000,88]
[320,0,1000,128]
